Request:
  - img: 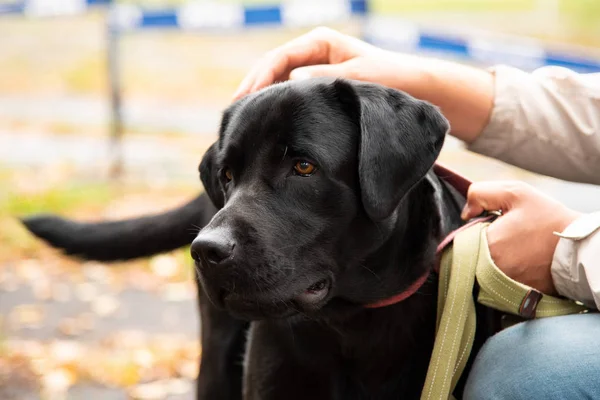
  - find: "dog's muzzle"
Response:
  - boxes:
[191,231,333,319]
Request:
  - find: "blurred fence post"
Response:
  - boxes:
[107,18,123,179]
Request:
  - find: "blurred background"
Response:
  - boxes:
[1,0,600,399]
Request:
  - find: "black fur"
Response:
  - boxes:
[21,194,216,261]
[21,78,497,399]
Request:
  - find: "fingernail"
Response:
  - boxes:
[290,69,311,81]
[461,207,470,220]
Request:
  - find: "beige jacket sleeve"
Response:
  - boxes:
[468,65,600,309]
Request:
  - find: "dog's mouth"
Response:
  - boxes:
[217,277,333,320]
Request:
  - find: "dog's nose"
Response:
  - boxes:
[191,234,234,265]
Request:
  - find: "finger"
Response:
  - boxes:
[248,42,329,94]
[233,54,281,101]
[233,64,263,101]
[233,29,334,100]
[461,181,516,220]
[289,63,349,80]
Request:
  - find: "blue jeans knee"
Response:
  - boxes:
[464,313,600,400]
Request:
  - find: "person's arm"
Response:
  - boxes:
[235,28,600,185]
[374,57,496,144]
[232,27,495,143]
[467,65,600,185]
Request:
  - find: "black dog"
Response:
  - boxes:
[23,78,498,399]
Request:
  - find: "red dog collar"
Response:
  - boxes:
[364,164,478,309]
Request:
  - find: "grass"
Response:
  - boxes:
[0,177,115,260]
[63,54,108,95]
[0,160,200,262]
[1,185,113,217]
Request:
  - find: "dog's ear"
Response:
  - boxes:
[199,143,224,209]
[333,79,449,221]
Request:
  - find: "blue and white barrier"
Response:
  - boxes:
[0,0,110,16]
[108,0,367,31]
[2,0,599,73]
[364,17,600,73]
[104,2,600,73]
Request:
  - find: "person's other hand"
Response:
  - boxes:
[462,181,581,295]
[232,27,426,100]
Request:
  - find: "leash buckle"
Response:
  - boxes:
[519,289,543,318]
[482,209,503,220]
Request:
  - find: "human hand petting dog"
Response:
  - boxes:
[233,27,494,143]
[233,27,418,99]
[462,181,581,295]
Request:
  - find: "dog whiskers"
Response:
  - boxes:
[187,224,204,235]
[193,265,202,279]
[360,264,382,282]
[280,145,288,163]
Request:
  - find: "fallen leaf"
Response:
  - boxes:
[87,352,140,387]
[91,294,119,317]
[132,348,153,369]
[128,381,168,400]
[150,255,178,278]
[177,360,199,380]
[161,282,193,302]
[52,282,72,303]
[0,270,19,292]
[8,339,45,358]
[109,330,148,349]
[108,274,126,293]
[15,259,43,282]
[0,269,8,284]
[161,308,181,327]
[76,312,96,331]
[58,318,82,336]
[50,341,83,364]
[0,354,38,393]
[9,304,45,329]
[32,278,52,301]
[41,368,76,392]
[141,365,172,382]
[128,270,159,291]
[83,262,111,283]
[166,378,192,395]
[74,282,98,302]
[29,357,52,377]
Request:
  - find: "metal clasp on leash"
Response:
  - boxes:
[482,209,503,220]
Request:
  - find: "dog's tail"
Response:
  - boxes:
[20,193,215,262]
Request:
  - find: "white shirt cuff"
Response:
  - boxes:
[551,211,600,309]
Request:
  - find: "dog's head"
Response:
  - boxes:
[191,78,448,319]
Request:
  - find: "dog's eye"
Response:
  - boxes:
[223,168,233,182]
[293,161,316,176]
